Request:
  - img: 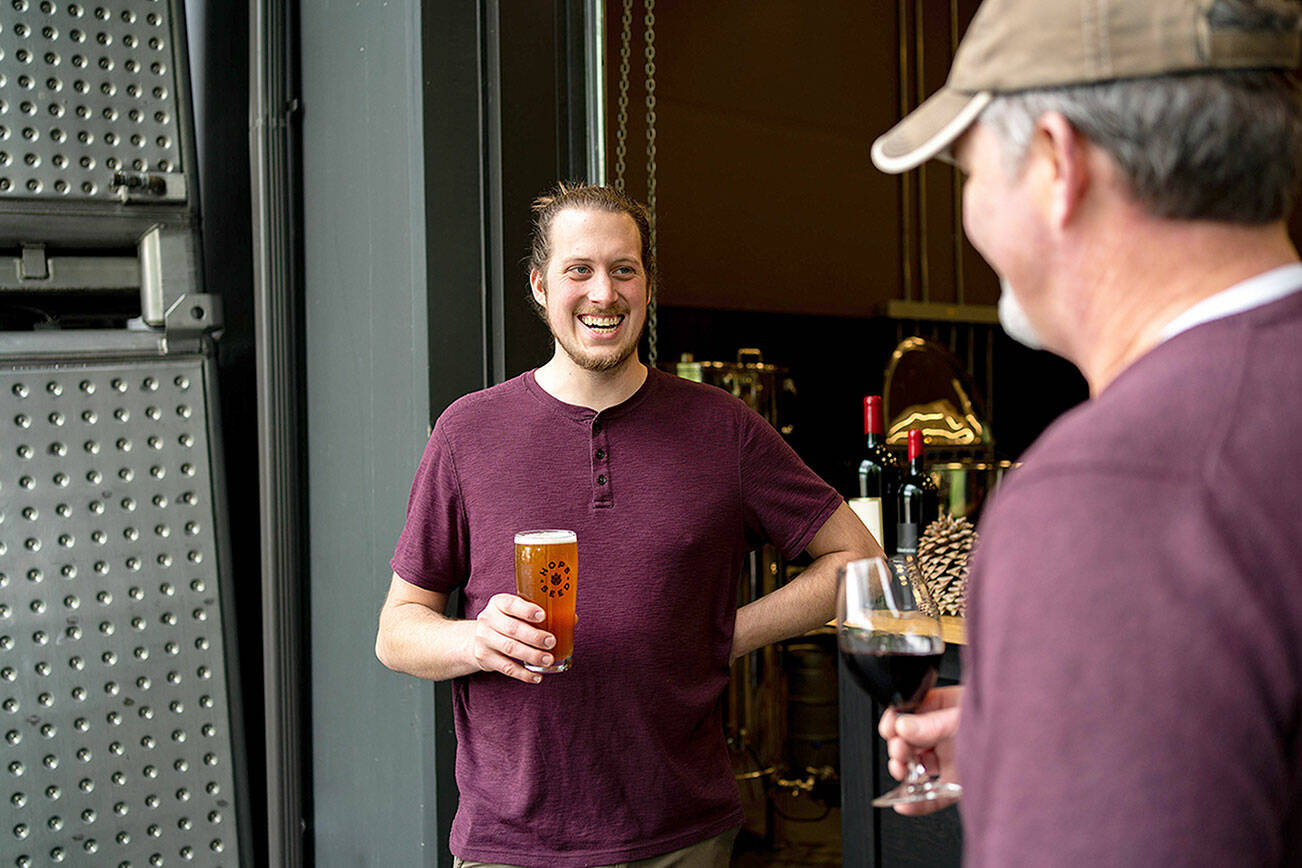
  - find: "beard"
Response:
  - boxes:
[548,308,646,373]
[997,277,1046,351]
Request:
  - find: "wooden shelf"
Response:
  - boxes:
[818,615,965,645]
[940,615,966,645]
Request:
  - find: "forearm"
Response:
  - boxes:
[731,550,847,660]
[375,600,479,682]
[732,501,881,660]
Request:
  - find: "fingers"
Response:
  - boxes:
[914,684,963,714]
[879,686,963,788]
[882,707,958,780]
[473,646,545,684]
[472,594,557,681]
[486,592,549,629]
[892,793,959,817]
[895,703,960,749]
[472,646,537,683]
[878,706,900,740]
[879,689,960,747]
[886,748,940,781]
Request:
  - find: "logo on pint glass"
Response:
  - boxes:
[541,560,572,598]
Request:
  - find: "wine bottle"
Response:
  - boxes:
[852,395,900,553]
[896,428,939,555]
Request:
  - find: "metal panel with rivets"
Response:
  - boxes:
[0,0,200,256]
[0,0,248,862]
[0,0,188,203]
[0,343,245,868]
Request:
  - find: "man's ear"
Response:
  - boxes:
[529,269,546,306]
[1032,111,1091,230]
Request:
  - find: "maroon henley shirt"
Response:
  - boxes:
[392,367,842,866]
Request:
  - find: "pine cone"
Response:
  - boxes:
[916,515,979,617]
[902,556,940,619]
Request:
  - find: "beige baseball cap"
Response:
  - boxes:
[871,0,1302,174]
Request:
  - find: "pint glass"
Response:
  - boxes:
[513,529,577,673]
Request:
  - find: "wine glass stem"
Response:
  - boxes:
[906,759,928,785]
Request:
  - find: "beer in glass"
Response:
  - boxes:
[514,529,577,672]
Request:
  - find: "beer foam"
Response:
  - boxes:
[514,529,577,544]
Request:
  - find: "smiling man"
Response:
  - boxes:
[375,183,879,867]
[529,204,646,377]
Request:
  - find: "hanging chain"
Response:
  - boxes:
[611,0,657,366]
[614,0,633,191]
[643,0,658,368]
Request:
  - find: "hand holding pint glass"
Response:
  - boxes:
[514,530,577,673]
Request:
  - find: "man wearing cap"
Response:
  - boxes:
[870,0,1302,864]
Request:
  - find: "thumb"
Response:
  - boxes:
[896,706,958,747]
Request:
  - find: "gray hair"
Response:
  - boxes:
[979,69,1302,224]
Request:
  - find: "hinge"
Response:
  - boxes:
[19,244,49,281]
[111,171,188,203]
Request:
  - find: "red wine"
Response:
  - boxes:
[857,395,900,553]
[840,623,943,710]
[896,429,939,554]
[844,649,942,711]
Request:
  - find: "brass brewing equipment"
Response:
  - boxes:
[883,336,1011,520]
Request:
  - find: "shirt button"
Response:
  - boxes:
[595,449,606,461]
[597,474,608,486]
[592,422,602,433]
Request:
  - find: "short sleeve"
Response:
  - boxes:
[389,418,471,593]
[736,406,842,560]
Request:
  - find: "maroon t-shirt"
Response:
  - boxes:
[960,289,1302,865]
[391,367,842,866]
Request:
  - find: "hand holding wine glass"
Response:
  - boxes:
[878,685,962,815]
[837,556,963,808]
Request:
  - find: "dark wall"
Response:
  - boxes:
[603,0,1302,324]
[604,0,995,316]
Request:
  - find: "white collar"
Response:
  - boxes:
[1159,262,1302,343]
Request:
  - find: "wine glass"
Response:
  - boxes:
[837,556,963,808]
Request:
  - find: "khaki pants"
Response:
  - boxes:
[451,826,740,868]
